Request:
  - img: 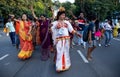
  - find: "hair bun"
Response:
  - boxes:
[59,7,65,12]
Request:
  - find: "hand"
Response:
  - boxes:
[79,28,82,30]
[51,8,54,12]
[74,28,77,31]
[27,32,31,35]
[88,40,92,44]
[77,33,82,37]
[30,5,34,11]
[68,10,73,15]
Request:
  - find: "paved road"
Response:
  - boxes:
[0,32,120,77]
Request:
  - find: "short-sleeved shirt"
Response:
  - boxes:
[6,21,15,32]
[77,18,86,31]
[88,22,96,40]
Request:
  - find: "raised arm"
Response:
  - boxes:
[30,5,38,20]
[51,8,55,21]
[69,11,77,19]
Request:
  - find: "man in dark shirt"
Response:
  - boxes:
[87,15,97,61]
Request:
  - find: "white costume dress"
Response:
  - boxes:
[51,20,75,71]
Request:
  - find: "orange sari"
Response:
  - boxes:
[18,21,33,60]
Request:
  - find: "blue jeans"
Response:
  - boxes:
[104,30,112,45]
[77,31,86,46]
[9,32,16,45]
[15,34,20,47]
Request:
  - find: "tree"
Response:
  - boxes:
[0,0,53,19]
[73,0,119,21]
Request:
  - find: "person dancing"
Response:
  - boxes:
[51,7,81,72]
[15,14,33,60]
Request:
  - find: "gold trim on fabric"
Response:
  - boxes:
[56,36,70,41]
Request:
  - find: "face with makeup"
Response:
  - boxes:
[22,14,27,21]
[59,13,65,20]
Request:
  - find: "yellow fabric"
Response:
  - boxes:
[19,21,32,41]
[18,50,32,59]
[19,21,26,40]
[18,21,33,60]
[113,25,119,37]
[3,27,9,33]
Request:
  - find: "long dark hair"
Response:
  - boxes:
[108,19,113,26]
[56,11,65,20]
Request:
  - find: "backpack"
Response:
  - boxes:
[83,25,89,42]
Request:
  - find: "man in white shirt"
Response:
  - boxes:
[6,18,16,45]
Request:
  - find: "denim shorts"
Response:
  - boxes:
[88,40,96,47]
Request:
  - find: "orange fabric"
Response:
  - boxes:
[18,21,33,60]
[62,54,65,69]
[56,36,70,40]
[15,22,20,34]
[62,40,66,69]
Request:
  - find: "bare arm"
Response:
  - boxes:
[51,8,55,20]
[30,6,38,20]
[13,19,20,22]
[88,31,92,43]
[69,11,77,19]
[28,25,32,35]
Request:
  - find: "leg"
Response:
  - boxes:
[15,34,20,49]
[9,32,15,45]
[87,40,96,60]
[104,31,109,46]
[64,40,71,70]
[108,31,112,46]
[87,46,96,60]
[77,31,81,45]
[87,47,92,58]
[11,32,16,45]
[56,40,63,71]
[98,37,101,46]
[9,32,13,44]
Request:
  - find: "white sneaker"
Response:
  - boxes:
[98,44,101,47]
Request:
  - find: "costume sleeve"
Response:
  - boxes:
[51,21,56,32]
[66,21,75,33]
[51,21,57,45]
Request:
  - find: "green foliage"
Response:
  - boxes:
[0,0,53,19]
[0,0,120,21]
[73,0,120,21]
